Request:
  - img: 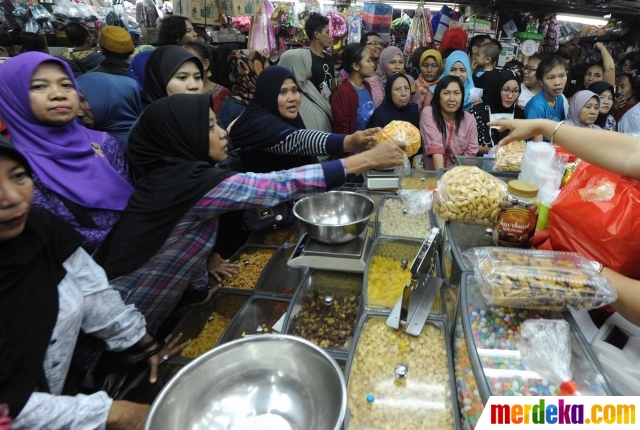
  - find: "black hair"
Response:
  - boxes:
[431,75,465,136]
[440,47,456,60]
[0,144,32,177]
[503,60,524,72]
[478,40,501,64]
[193,26,211,44]
[616,72,640,100]
[360,32,380,46]
[65,22,91,47]
[527,52,543,63]
[341,42,367,74]
[536,54,566,82]
[304,13,329,42]
[621,52,640,73]
[469,34,491,51]
[157,16,190,46]
[184,40,212,71]
[17,32,47,53]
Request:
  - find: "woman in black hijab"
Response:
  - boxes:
[588,81,617,131]
[229,66,380,173]
[368,73,420,129]
[0,136,184,428]
[94,93,405,332]
[470,71,524,154]
[142,45,205,105]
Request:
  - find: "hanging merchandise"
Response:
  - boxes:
[391,12,411,33]
[541,15,560,53]
[327,11,346,50]
[404,4,433,56]
[136,0,160,28]
[249,0,276,54]
[363,2,392,42]
[439,23,467,54]
[430,5,459,45]
[347,14,361,44]
[233,16,251,32]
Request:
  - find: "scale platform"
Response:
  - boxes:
[287,229,373,273]
[362,169,399,191]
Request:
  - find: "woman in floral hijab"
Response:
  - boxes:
[216,49,270,129]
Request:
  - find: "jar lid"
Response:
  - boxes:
[508,180,539,198]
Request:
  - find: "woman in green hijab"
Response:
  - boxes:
[278,49,333,132]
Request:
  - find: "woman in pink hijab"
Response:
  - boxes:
[367,46,421,108]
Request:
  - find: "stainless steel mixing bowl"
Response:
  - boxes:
[144,335,347,430]
[293,191,375,244]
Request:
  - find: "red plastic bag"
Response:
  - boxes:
[549,162,640,278]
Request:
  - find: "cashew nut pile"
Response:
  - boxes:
[347,318,455,430]
[434,166,507,226]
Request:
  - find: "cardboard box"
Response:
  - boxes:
[221,0,261,17]
[177,0,223,25]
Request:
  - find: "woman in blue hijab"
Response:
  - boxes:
[76,73,144,145]
[429,50,479,111]
[126,50,153,92]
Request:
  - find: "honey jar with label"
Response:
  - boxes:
[494,180,539,248]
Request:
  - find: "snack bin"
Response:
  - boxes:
[455,156,519,178]
[355,189,388,224]
[284,270,362,359]
[246,221,297,246]
[344,314,462,430]
[255,245,308,298]
[376,194,436,240]
[398,169,438,191]
[218,244,278,295]
[174,293,249,360]
[453,273,617,430]
[216,295,291,345]
[363,238,444,318]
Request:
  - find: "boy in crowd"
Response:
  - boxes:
[472,40,502,92]
[57,22,102,77]
[305,13,335,100]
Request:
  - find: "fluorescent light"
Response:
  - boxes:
[339,1,458,10]
[556,14,608,26]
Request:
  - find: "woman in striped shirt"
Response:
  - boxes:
[229,66,381,173]
[94,93,405,333]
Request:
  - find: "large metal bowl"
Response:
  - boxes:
[144,335,347,430]
[293,191,375,244]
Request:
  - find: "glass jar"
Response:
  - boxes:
[493,180,539,248]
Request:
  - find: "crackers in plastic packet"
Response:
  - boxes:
[434,166,507,226]
[375,120,421,157]
[463,247,618,311]
[494,140,526,171]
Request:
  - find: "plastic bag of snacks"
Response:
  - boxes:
[374,120,421,157]
[493,140,526,171]
[434,166,507,226]
[463,247,618,311]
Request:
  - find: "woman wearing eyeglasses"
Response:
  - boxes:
[470,71,524,154]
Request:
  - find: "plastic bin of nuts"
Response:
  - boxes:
[219,245,277,295]
[355,190,388,223]
[464,248,618,311]
[246,221,296,246]
[364,239,443,315]
[376,194,434,240]
[255,246,308,297]
[285,270,362,354]
[345,316,462,430]
[217,296,291,345]
[177,293,249,359]
[451,273,615,424]
[399,169,438,191]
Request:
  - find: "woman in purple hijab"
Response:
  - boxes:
[0,52,135,252]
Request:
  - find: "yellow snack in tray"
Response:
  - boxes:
[374,120,421,156]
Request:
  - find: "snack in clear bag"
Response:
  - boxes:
[578,176,616,201]
[519,319,580,395]
[374,120,421,157]
[434,166,507,226]
[494,140,526,171]
[463,247,618,311]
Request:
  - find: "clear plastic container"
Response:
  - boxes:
[345,316,460,430]
[285,270,362,352]
[247,221,296,246]
[355,190,388,222]
[256,246,308,297]
[376,195,433,240]
[399,169,438,190]
[217,296,291,345]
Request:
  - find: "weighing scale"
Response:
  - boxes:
[591,312,640,395]
[387,227,444,336]
[362,169,399,191]
[287,228,373,273]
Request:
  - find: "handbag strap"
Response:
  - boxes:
[55,193,100,230]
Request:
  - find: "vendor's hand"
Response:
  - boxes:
[207,252,239,283]
[344,128,381,153]
[595,41,605,51]
[488,119,540,146]
[147,334,191,384]
[106,401,150,430]
[366,140,406,170]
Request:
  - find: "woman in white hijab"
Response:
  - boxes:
[278,49,333,132]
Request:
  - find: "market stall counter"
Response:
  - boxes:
[453,273,617,430]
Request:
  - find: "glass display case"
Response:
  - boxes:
[255,245,308,297]
[344,315,462,430]
[285,270,362,358]
[217,296,291,345]
[453,273,617,430]
[218,245,278,295]
[376,194,435,241]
